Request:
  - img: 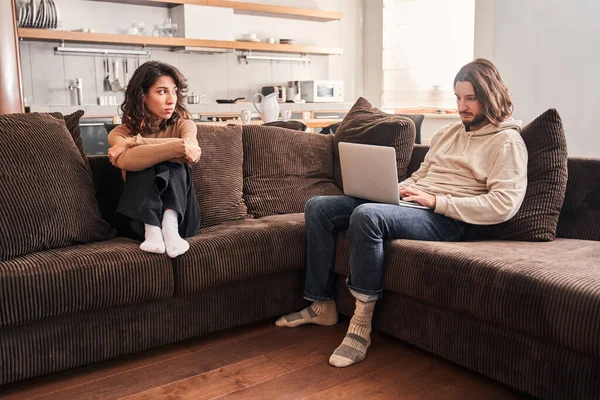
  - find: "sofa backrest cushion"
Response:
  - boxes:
[333,97,416,189]
[0,113,115,261]
[50,110,86,161]
[242,124,342,217]
[466,108,568,241]
[556,157,600,241]
[192,124,249,227]
[406,144,429,176]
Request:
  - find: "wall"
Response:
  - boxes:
[20,0,363,109]
[362,0,383,108]
[473,0,494,61]
[475,0,599,157]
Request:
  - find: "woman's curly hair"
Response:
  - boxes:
[119,61,192,136]
[454,58,513,125]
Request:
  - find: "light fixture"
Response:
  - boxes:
[238,52,310,64]
[171,46,234,54]
[54,46,151,57]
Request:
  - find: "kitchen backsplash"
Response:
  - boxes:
[20,0,363,110]
[21,41,331,107]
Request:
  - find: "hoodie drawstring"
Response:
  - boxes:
[444,133,459,153]
[463,133,473,155]
[443,130,474,155]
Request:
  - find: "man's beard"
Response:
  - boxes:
[462,112,487,130]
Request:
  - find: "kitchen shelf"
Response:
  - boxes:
[88,0,343,21]
[17,28,343,55]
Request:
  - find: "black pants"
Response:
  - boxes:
[115,162,201,241]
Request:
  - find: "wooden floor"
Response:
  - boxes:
[0,319,535,400]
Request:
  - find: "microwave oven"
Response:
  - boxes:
[299,80,343,103]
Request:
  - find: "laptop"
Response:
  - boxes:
[338,142,430,209]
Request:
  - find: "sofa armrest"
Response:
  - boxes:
[87,155,123,226]
[406,144,429,177]
[556,157,600,241]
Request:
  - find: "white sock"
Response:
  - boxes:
[162,209,190,258]
[139,224,165,254]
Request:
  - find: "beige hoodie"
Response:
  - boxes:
[399,120,527,225]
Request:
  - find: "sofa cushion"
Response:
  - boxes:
[242,125,342,217]
[333,97,416,189]
[88,154,124,227]
[192,124,249,227]
[50,110,86,161]
[0,237,174,328]
[172,213,306,296]
[0,113,115,261]
[466,109,568,241]
[335,234,600,356]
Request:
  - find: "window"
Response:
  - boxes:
[382,0,475,110]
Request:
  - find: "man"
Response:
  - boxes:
[275,58,528,368]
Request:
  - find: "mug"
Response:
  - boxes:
[281,109,292,122]
[241,109,252,124]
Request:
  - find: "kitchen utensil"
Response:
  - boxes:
[17,2,22,26]
[47,0,54,28]
[240,110,252,124]
[279,39,297,45]
[123,58,128,88]
[24,1,31,27]
[44,0,52,28]
[216,97,245,104]
[111,59,122,92]
[103,57,111,92]
[42,0,50,28]
[30,0,36,27]
[51,0,59,29]
[187,93,206,104]
[253,92,279,123]
[33,0,42,28]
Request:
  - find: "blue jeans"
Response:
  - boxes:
[303,196,467,302]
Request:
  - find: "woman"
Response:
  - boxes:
[108,61,201,258]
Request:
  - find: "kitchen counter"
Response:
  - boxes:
[29,103,459,143]
[200,118,342,131]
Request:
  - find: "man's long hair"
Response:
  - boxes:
[120,61,191,136]
[454,58,513,125]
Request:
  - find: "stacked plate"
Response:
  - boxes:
[279,39,297,45]
[17,0,60,29]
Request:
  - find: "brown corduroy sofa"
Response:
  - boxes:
[1,111,599,400]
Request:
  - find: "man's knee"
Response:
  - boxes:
[350,204,384,233]
[304,196,330,216]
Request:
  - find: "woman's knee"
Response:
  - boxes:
[123,165,156,184]
[165,161,187,176]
